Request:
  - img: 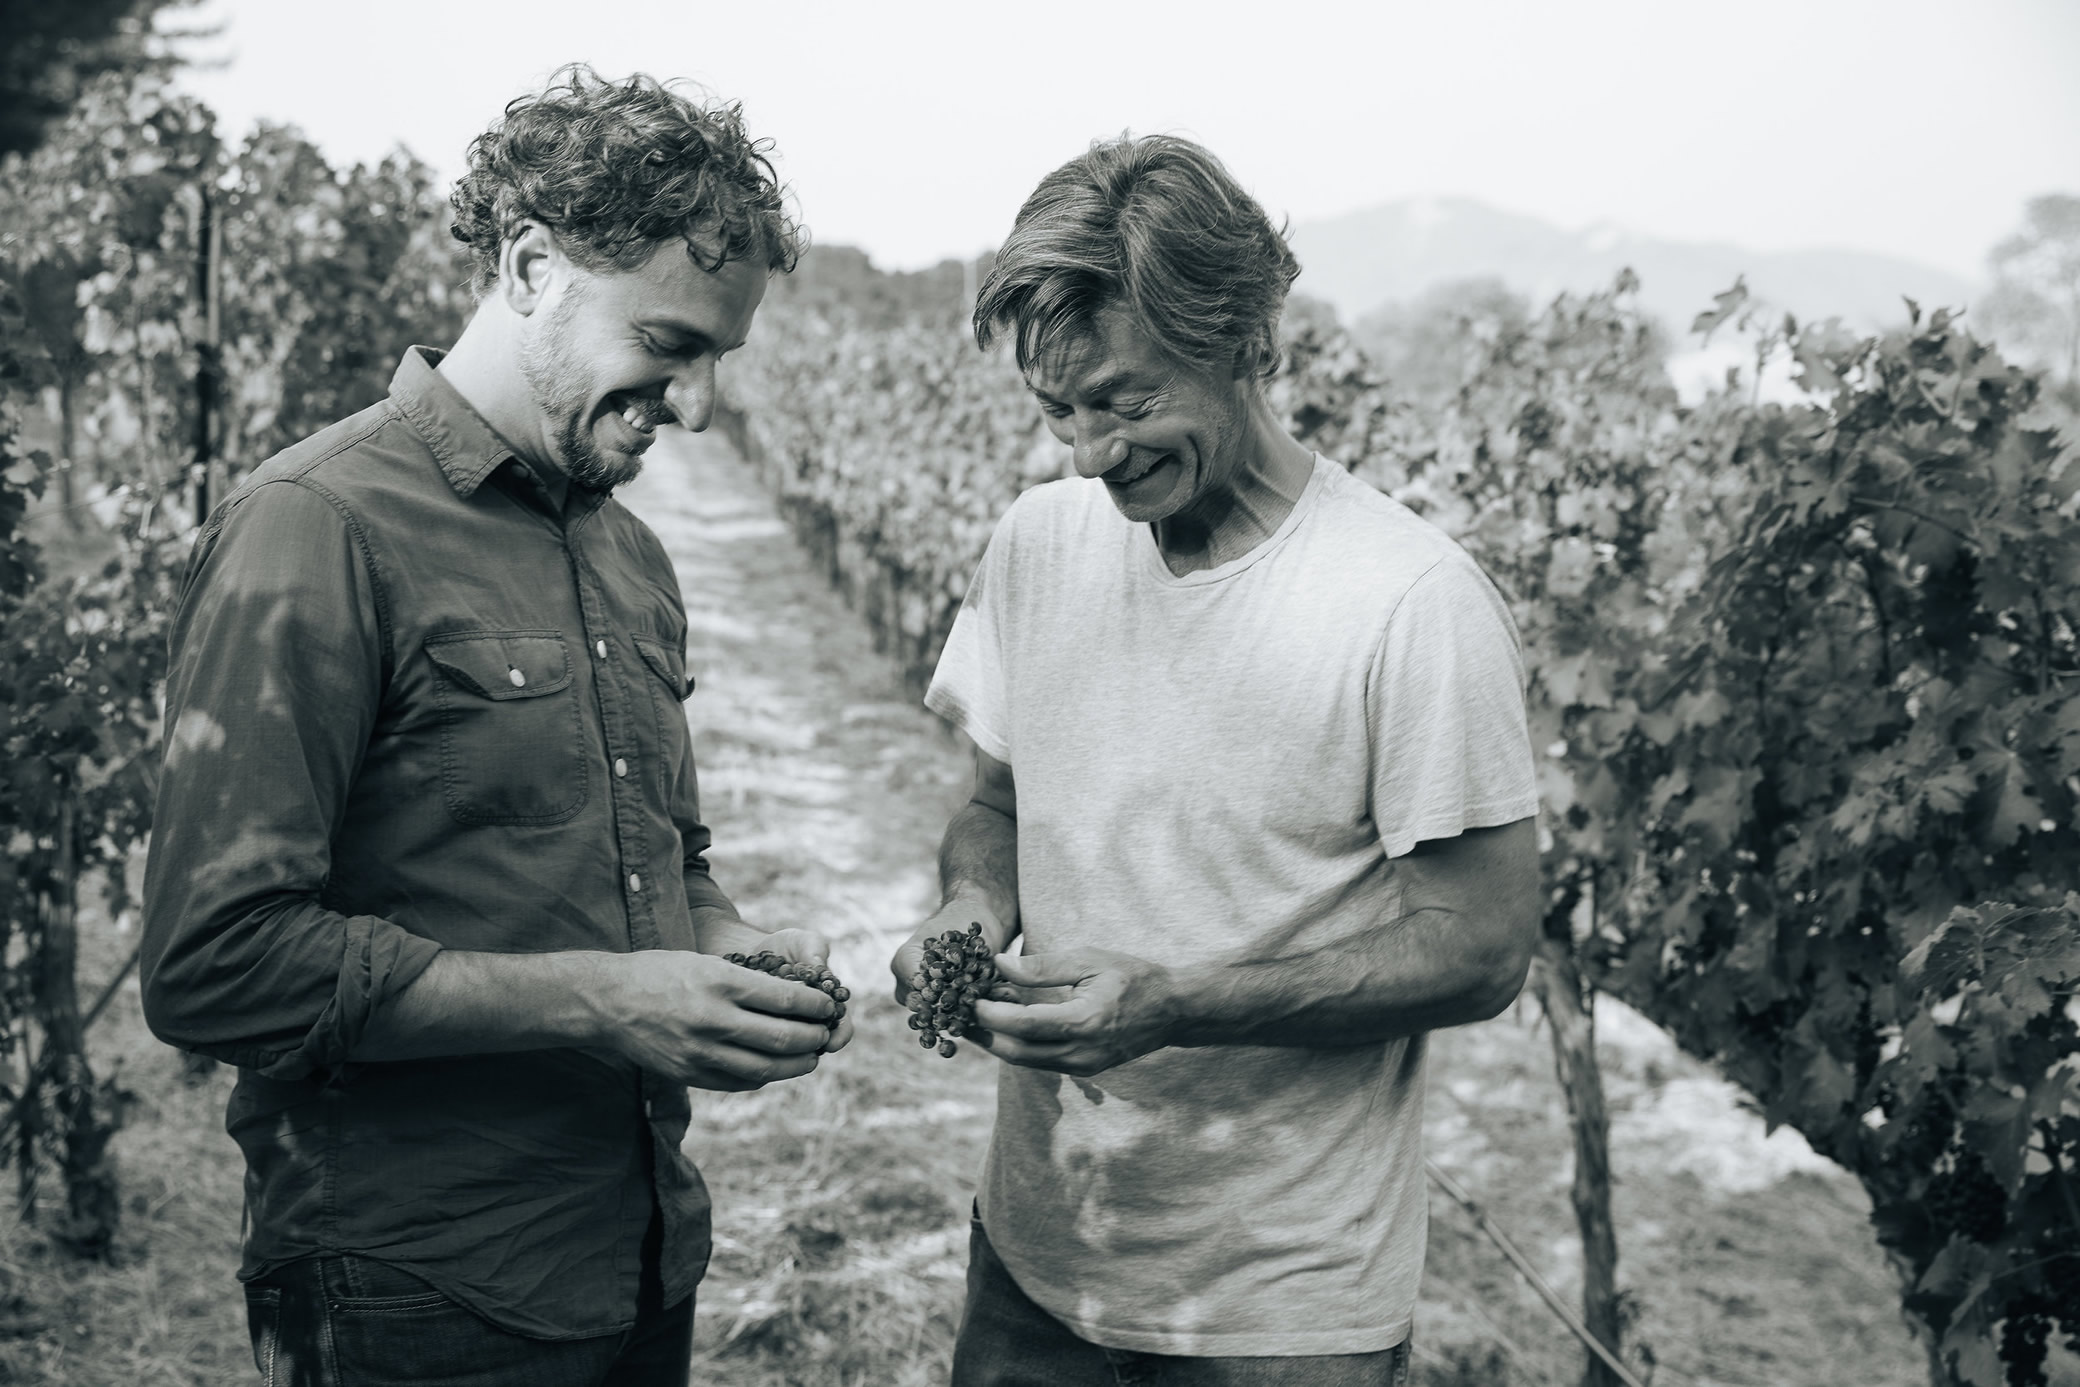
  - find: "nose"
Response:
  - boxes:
[1070,420,1128,479]
[667,359,717,433]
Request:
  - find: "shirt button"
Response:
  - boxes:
[508,667,525,688]
[595,639,607,659]
[628,873,642,893]
[614,757,628,778]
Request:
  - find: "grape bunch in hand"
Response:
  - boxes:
[725,950,850,1049]
[906,922,1008,1057]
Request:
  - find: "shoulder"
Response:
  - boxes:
[193,401,414,580]
[994,476,1114,545]
[228,398,407,504]
[1300,461,1496,610]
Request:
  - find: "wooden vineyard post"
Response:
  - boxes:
[191,183,221,520]
[24,784,122,1256]
[1532,922,1627,1387]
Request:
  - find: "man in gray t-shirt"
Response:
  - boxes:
[892,134,1541,1387]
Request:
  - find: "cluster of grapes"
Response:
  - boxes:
[905,922,1004,1058]
[1925,1149,2009,1244]
[1987,1247,2080,1386]
[724,950,849,1048]
[2001,1301,2053,1387]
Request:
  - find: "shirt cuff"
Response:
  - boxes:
[250,916,443,1081]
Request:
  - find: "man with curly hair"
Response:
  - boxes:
[894,134,1542,1385]
[142,67,826,1385]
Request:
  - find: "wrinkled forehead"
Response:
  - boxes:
[1022,306,1167,397]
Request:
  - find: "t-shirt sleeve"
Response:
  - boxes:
[1366,553,1541,858]
[923,502,1018,763]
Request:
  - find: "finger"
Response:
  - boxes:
[974,1030,1084,1073]
[681,1042,822,1089]
[822,1013,856,1054]
[716,1042,824,1083]
[685,1071,767,1093]
[991,952,1094,989]
[972,997,1087,1043]
[983,981,1073,1007]
[734,970,841,1024]
[785,933,832,968]
[890,941,923,1003]
[717,1010,840,1056]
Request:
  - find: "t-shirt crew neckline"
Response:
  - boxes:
[1134,453,1330,588]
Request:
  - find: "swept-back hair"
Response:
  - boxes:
[973,134,1299,381]
[450,64,803,296]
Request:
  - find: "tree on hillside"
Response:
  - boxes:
[1979,195,2080,392]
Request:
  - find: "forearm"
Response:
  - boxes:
[938,799,1020,947]
[1164,905,1529,1049]
[692,906,770,957]
[353,948,625,1062]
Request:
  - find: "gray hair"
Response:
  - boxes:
[973,134,1299,381]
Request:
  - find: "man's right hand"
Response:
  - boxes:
[599,949,838,1091]
[891,898,1011,1009]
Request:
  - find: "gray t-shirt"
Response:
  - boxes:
[925,454,1540,1356]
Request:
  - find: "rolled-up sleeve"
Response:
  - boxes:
[674,688,737,924]
[140,478,442,1079]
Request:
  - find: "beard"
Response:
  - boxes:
[518,284,646,493]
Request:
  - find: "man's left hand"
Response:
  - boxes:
[971,948,1181,1076]
[754,927,856,1053]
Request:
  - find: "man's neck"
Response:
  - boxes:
[438,303,572,510]
[1152,401,1317,577]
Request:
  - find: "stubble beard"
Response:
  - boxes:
[519,287,645,493]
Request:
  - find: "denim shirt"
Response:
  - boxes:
[140,348,728,1339]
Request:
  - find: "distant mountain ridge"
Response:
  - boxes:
[1288,197,1982,336]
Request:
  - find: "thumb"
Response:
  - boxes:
[775,929,831,967]
[992,951,1091,988]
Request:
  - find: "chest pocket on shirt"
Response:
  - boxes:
[423,630,588,825]
[632,634,694,783]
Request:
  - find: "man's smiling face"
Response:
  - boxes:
[1025,306,1251,527]
[518,238,767,491]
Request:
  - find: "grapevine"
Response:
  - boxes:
[904,922,1002,1058]
[721,950,850,1049]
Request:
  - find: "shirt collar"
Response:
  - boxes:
[387,346,525,498]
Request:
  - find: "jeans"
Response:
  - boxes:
[950,1211,1412,1387]
[241,1225,692,1387]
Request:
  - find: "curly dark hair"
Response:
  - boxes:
[450,65,803,296]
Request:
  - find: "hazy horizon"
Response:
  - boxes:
[169,0,2079,283]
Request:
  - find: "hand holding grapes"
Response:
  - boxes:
[970,947,1183,1078]
[891,898,1011,1012]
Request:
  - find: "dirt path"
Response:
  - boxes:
[618,428,970,982]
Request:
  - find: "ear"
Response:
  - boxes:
[498,222,561,317]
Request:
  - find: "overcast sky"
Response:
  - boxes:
[174,0,2079,281]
